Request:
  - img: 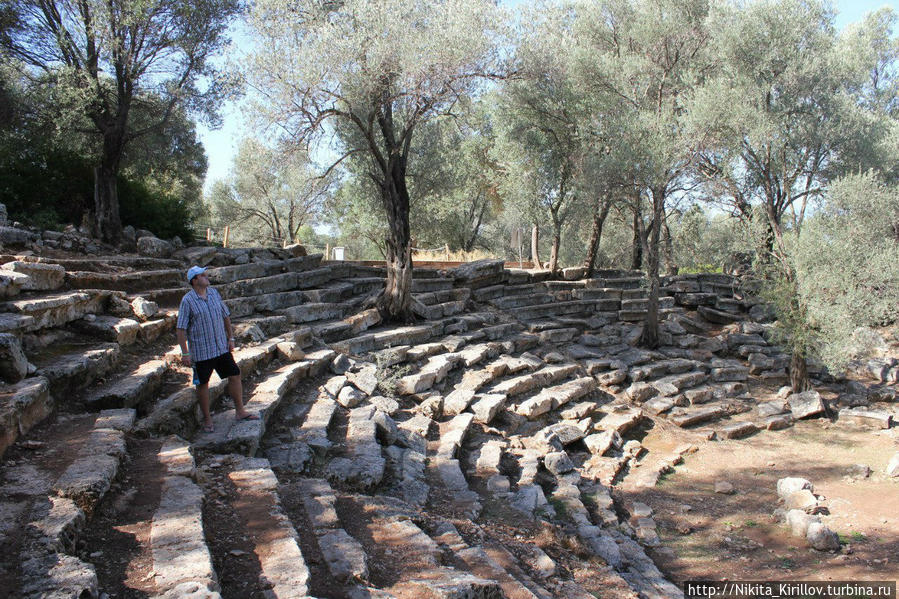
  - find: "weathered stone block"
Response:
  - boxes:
[2,261,65,290]
[787,390,825,419]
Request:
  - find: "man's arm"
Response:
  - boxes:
[224,316,235,352]
[176,328,191,366]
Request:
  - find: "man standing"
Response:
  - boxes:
[176,265,258,432]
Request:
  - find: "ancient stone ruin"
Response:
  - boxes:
[0,223,896,598]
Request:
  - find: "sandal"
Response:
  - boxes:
[236,413,260,421]
[202,423,215,433]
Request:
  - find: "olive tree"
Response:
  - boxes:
[3,0,240,243]
[793,172,899,373]
[692,0,898,389]
[494,2,587,273]
[572,0,711,348]
[245,0,503,320]
[207,138,329,246]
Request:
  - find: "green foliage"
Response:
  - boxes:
[793,171,899,371]
[206,138,329,247]
[669,205,748,273]
[118,178,196,241]
[3,0,241,240]
[0,143,94,228]
[0,64,205,236]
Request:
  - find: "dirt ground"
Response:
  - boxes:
[622,418,899,585]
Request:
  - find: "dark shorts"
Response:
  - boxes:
[193,352,240,386]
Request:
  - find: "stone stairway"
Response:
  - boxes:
[2,241,896,598]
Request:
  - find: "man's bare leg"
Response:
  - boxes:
[229,375,254,419]
[197,383,213,428]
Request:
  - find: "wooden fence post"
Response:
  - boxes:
[223,226,230,248]
[206,228,212,242]
[325,243,330,261]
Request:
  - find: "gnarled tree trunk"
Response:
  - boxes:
[531,223,541,269]
[94,132,125,244]
[639,187,664,349]
[663,218,678,276]
[789,351,810,393]
[631,204,643,270]
[376,149,414,321]
[93,111,129,245]
[583,198,611,278]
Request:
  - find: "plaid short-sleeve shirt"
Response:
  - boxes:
[176,287,231,362]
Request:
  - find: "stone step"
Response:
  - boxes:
[651,370,709,396]
[135,287,184,308]
[489,364,579,398]
[35,342,121,398]
[2,261,64,291]
[618,307,680,322]
[514,299,619,321]
[302,281,356,304]
[668,404,727,428]
[436,524,551,599]
[385,444,430,507]
[218,267,343,300]
[205,254,323,285]
[64,268,183,292]
[151,436,221,598]
[415,287,471,306]
[293,477,369,584]
[543,280,588,292]
[413,299,468,320]
[226,456,312,597]
[68,315,141,346]
[431,455,482,518]
[628,358,702,382]
[293,392,338,454]
[232,314,291,338]
[22,254,181,271]
[337,276,383,296]
[137,311,178,343]
[501,283,546,297]
[278,302,347,324]
[332,323,442,355]
[595,276,643,290]
[596,406,644,435]
[345,494,501,596]
[701,280,736,295]
[490,293,555,309]
[673,292,718,307]
[52,409,135,519]
[471,283,507,302]
[241,289,309,313]
[716,297,744,313]
[514,377,597,420]
[326,405,386,490]
[18,494,99,599]
[0,290,111,332]
[698,305,742,324]
[0,376,51,458]
[570,287,624,301]
[135,340,283,436]
[198,351,335,456]
[621,296,675,311]
[83,359,168,410]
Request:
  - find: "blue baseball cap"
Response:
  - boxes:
[187,265,207,283]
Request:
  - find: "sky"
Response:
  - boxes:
[195,0,896,195]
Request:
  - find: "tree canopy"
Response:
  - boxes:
[3,0,240,242]
[245,0,504,319]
